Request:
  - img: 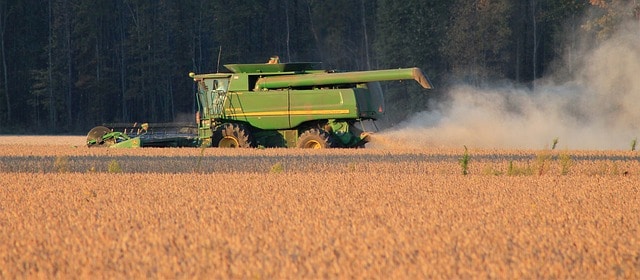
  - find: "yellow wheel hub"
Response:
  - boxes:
[303,140,323,149]
[219,136,239,148]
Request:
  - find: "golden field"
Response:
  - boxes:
[1,136,639,279]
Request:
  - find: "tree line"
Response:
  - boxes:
[0,0,637,133]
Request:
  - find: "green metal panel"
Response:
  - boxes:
[354,82,385,119]
[228,74,250,92]
[219,88,359,130]
[188,63,432,146]
[110,137,141,148]
[289,89,358,128]
[223,91,290,130]
[255,68,432,90]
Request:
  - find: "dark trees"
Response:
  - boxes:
[0,0,619,133]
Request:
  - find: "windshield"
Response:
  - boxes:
[197,78,229,117]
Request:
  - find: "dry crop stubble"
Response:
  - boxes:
[1,137,639,278]
[1,169,639,278]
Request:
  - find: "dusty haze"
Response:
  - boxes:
[372,21,640,150]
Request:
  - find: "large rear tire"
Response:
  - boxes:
[211,123,252,148]
[297,128,334,149]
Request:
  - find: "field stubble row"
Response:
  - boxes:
[0,143,639,176]
[1,138,639,278]
[1,172,639,279]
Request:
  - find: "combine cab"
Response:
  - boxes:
[87,59,432,148]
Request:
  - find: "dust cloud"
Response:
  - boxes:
[371,21,640,150]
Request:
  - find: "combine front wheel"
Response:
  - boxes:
[297,128,334,149]
[212,124,252,148]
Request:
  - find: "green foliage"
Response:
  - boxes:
[507,161,533,176]
[374,0,450,119]
[375,0,448,69]
[482,166,503,176]
[307,0,372,69]
[589,161,621,176]
[108,160,122,174]
[346,162,357,172]
[0,0,608,132]
[558,152,573,176]
[631,138,637,151]
[583,0,636,42]
[551,138,559,150]
[610,161,620,176]
[534,150,552,176]
[53,156,71,173]
[459,146,470,175]
[505,150,571,176]
[442,0,512,82]
[270,162,284,174]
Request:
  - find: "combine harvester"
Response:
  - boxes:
[87,58,432,148]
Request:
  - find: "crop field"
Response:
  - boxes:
[1,136,639,278]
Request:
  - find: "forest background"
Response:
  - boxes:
[0,0,637,134]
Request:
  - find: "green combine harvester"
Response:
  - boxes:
[87,58,432,148]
